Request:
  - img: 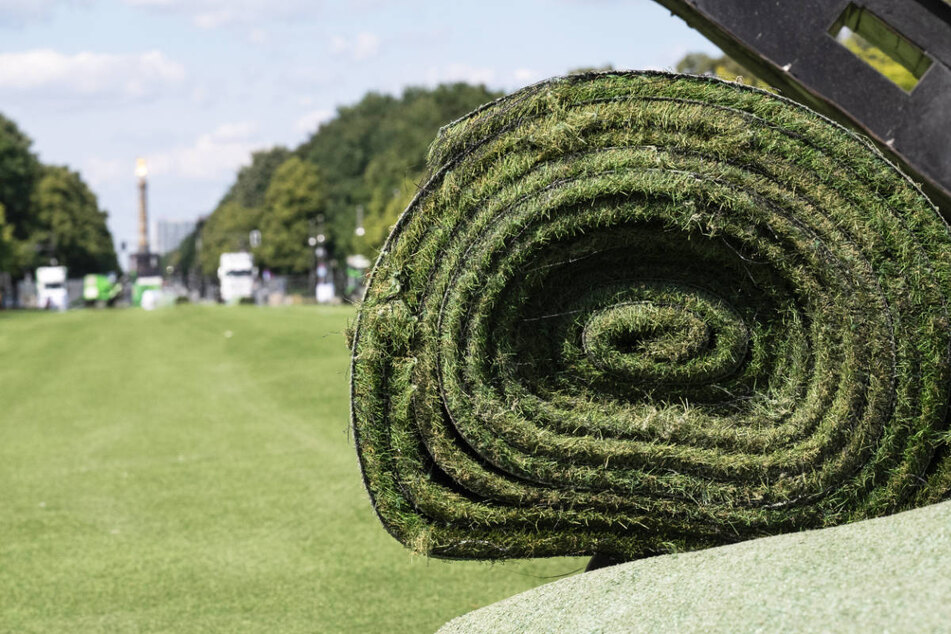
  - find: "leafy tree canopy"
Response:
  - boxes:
[219,146,292,209]
[255,157,325,274]
[842,34,919,91]
[0,203,14,272]
[0,113,40,239]
[197,201,261,276]
[182,82,502,276]
[30,165,119,276]
[675,52,770,89]
[0,113,120,279]
[296,82,502,257]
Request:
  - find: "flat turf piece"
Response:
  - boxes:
[438,500,951,633]
[349,71,951,560]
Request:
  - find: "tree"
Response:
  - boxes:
[29,165,119,275]
[176,147,289,277]
[180,83,503,276]
[0,113,121,278]
[842,34,918,91]
[219,146,292,209]
[0,203,14,272]
[0,113,40,239]
[296,83,502,257]
[675,52,770,89]
[163,223,200,278]
[256,157,325,274]
[357,176,417,253]
[198,201,261,276]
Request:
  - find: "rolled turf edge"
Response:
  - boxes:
[349,71,951,561]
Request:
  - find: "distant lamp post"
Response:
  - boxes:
[355,204,365,237]
[311,213,334,303]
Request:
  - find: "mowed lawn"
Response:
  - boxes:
[0,306,583,633]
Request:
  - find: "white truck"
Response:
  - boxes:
[218,252,256,304]
[36,266,68,311]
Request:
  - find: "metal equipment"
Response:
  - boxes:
[655,0,951,215]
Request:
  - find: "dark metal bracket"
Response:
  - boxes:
[653,0,951,218]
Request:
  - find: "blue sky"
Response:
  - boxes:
[0,0,718,254]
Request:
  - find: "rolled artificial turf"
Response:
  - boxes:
[349,71,951,561]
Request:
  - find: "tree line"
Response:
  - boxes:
[177,34,901,280]
[168,83,502,277]
[0,114,118,279]
[0,36,904,286]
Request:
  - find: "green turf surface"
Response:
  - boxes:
[440,499,951,633]
[0,306,583,633]
[350,71,951,562]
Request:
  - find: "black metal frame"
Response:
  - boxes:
[653,0,951,217]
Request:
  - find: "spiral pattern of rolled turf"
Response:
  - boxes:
[349,71,951,560]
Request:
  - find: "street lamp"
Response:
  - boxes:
[355,204,365,237]
[311,213,334,303]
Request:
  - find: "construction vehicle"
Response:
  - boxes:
[83,273,122,307]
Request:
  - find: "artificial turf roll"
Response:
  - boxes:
[349,71,951,561]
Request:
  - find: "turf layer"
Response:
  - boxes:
[439,499,951,633]
[0,307,584,633]
[350,71,951,561]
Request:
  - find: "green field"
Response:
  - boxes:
[0,306,582,633]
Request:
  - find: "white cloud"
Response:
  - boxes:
[513,68,542,84]
[83,157,126,187]
[149,122,259,180]
[122,0,318,28]
[330,31,380,62]
[0,49,185,101]
[425,63,496,86]
[248,28,269,45]
[86,122,259,185]
[295,108,333,134]
[0,0,85,25]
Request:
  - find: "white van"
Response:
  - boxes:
[218,252,255,304]
[36,266,68,311]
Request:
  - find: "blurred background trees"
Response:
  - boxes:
[157,37,918,285]
[190,82,500,278]
[0,114,118,279]
[255,157,325,274]
[0,41,900,286]
[674,52,771,88]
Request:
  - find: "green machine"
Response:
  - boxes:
[131,275,162,308]
[82,273,122,307]
[130,252,162,308]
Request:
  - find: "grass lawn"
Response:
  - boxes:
[0,306,583,633]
